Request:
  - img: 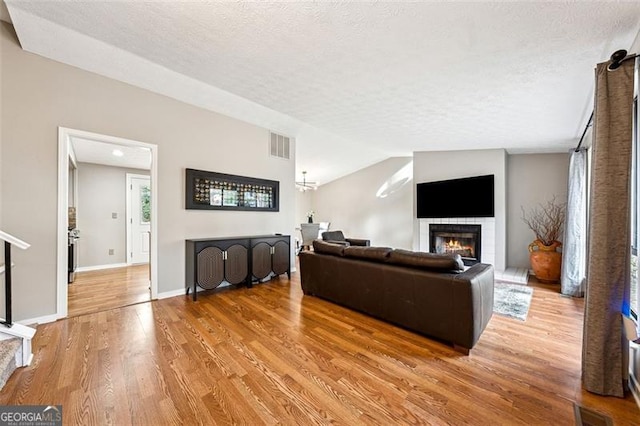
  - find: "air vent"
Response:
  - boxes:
[270,132,290,160]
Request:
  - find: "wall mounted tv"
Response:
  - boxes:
[417,174,495,218]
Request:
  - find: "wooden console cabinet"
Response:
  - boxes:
[186,235,290,300]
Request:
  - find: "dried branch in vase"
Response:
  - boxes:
[521,196,566,246]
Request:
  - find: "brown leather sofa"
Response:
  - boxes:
[299,240,494,353]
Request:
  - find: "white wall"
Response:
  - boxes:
[413,149,507,271]
[295,189,313,241]
[295,190,313,225]
[1,23,295,320]
[311,157,413,249]
[77,163,149,267]
[506,153,569,269]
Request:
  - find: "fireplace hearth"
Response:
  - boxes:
[429,224,481,266]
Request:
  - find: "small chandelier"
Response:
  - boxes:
[296,171,317,192]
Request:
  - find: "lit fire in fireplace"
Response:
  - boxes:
[446,239,464,250]
[438,238,474,258]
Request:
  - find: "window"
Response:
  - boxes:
[140,185,151,224]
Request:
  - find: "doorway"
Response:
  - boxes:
[57,127,158,319]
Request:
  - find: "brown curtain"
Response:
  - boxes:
[583,58,634,397]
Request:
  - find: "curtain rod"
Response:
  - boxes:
[574,50,638,152]
[575,111,593,152]
[607,49,639,71]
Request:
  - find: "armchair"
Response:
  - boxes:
[321,230,370,247]
[299,223,320,252]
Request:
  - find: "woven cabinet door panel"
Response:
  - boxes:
[225,244,248,284]
[252,242,271,280]
[272,241,289,275]
[197,247,224,289]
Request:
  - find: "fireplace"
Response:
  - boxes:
[429,224,481,266]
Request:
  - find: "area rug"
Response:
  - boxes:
[493,282,533,321]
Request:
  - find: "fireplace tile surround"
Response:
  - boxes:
[419,217,496,267]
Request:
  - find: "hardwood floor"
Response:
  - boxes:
[68,265,150,317]
[3,272,638,424]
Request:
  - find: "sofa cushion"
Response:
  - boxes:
[343,246,392,262]
[313,240,345,256]
[388,249,465,272]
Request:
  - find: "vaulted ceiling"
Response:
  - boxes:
[4,2,640,184]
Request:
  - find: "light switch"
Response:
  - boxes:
[112,212,118,219]
[108,249,114,255]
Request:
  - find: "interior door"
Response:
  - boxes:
[129,175,151,264]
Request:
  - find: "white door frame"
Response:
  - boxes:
[57,127,159,319]
[126,173,151,265]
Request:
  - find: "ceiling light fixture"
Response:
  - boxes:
[296,171,318,192]
[112,149,124,157]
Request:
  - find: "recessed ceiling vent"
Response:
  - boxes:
[270,132,291,160]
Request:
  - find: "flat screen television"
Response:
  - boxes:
[417,174,494,218]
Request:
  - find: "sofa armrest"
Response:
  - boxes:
[324,240,350,246]
[451,263,494,350]
[346,238,370,246]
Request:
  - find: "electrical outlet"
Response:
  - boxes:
[108,249,114,255]
[112,212,118,219]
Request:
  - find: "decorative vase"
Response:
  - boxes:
[528,239,562,283]
[308,216,313,223]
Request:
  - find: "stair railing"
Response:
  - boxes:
[0,231,30,327]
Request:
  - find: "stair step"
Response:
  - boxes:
[0,337,21,390]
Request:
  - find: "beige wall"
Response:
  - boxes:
[1,23,295,320]
[77,163,149,268]
[311,157,413,249]
[0,22,3,231]
[506,153,569,269]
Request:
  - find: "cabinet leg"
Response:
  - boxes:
[246,278,253,289]
[193,284,197,301]
[287,271,290,280]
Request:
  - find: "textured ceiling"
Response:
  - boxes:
[6,1,640,184]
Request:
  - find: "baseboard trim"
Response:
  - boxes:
[76,263,129,272]
[8,313,58,327]
[157,288,187,300]
[158,270,295,301]
[158,283,229,300]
